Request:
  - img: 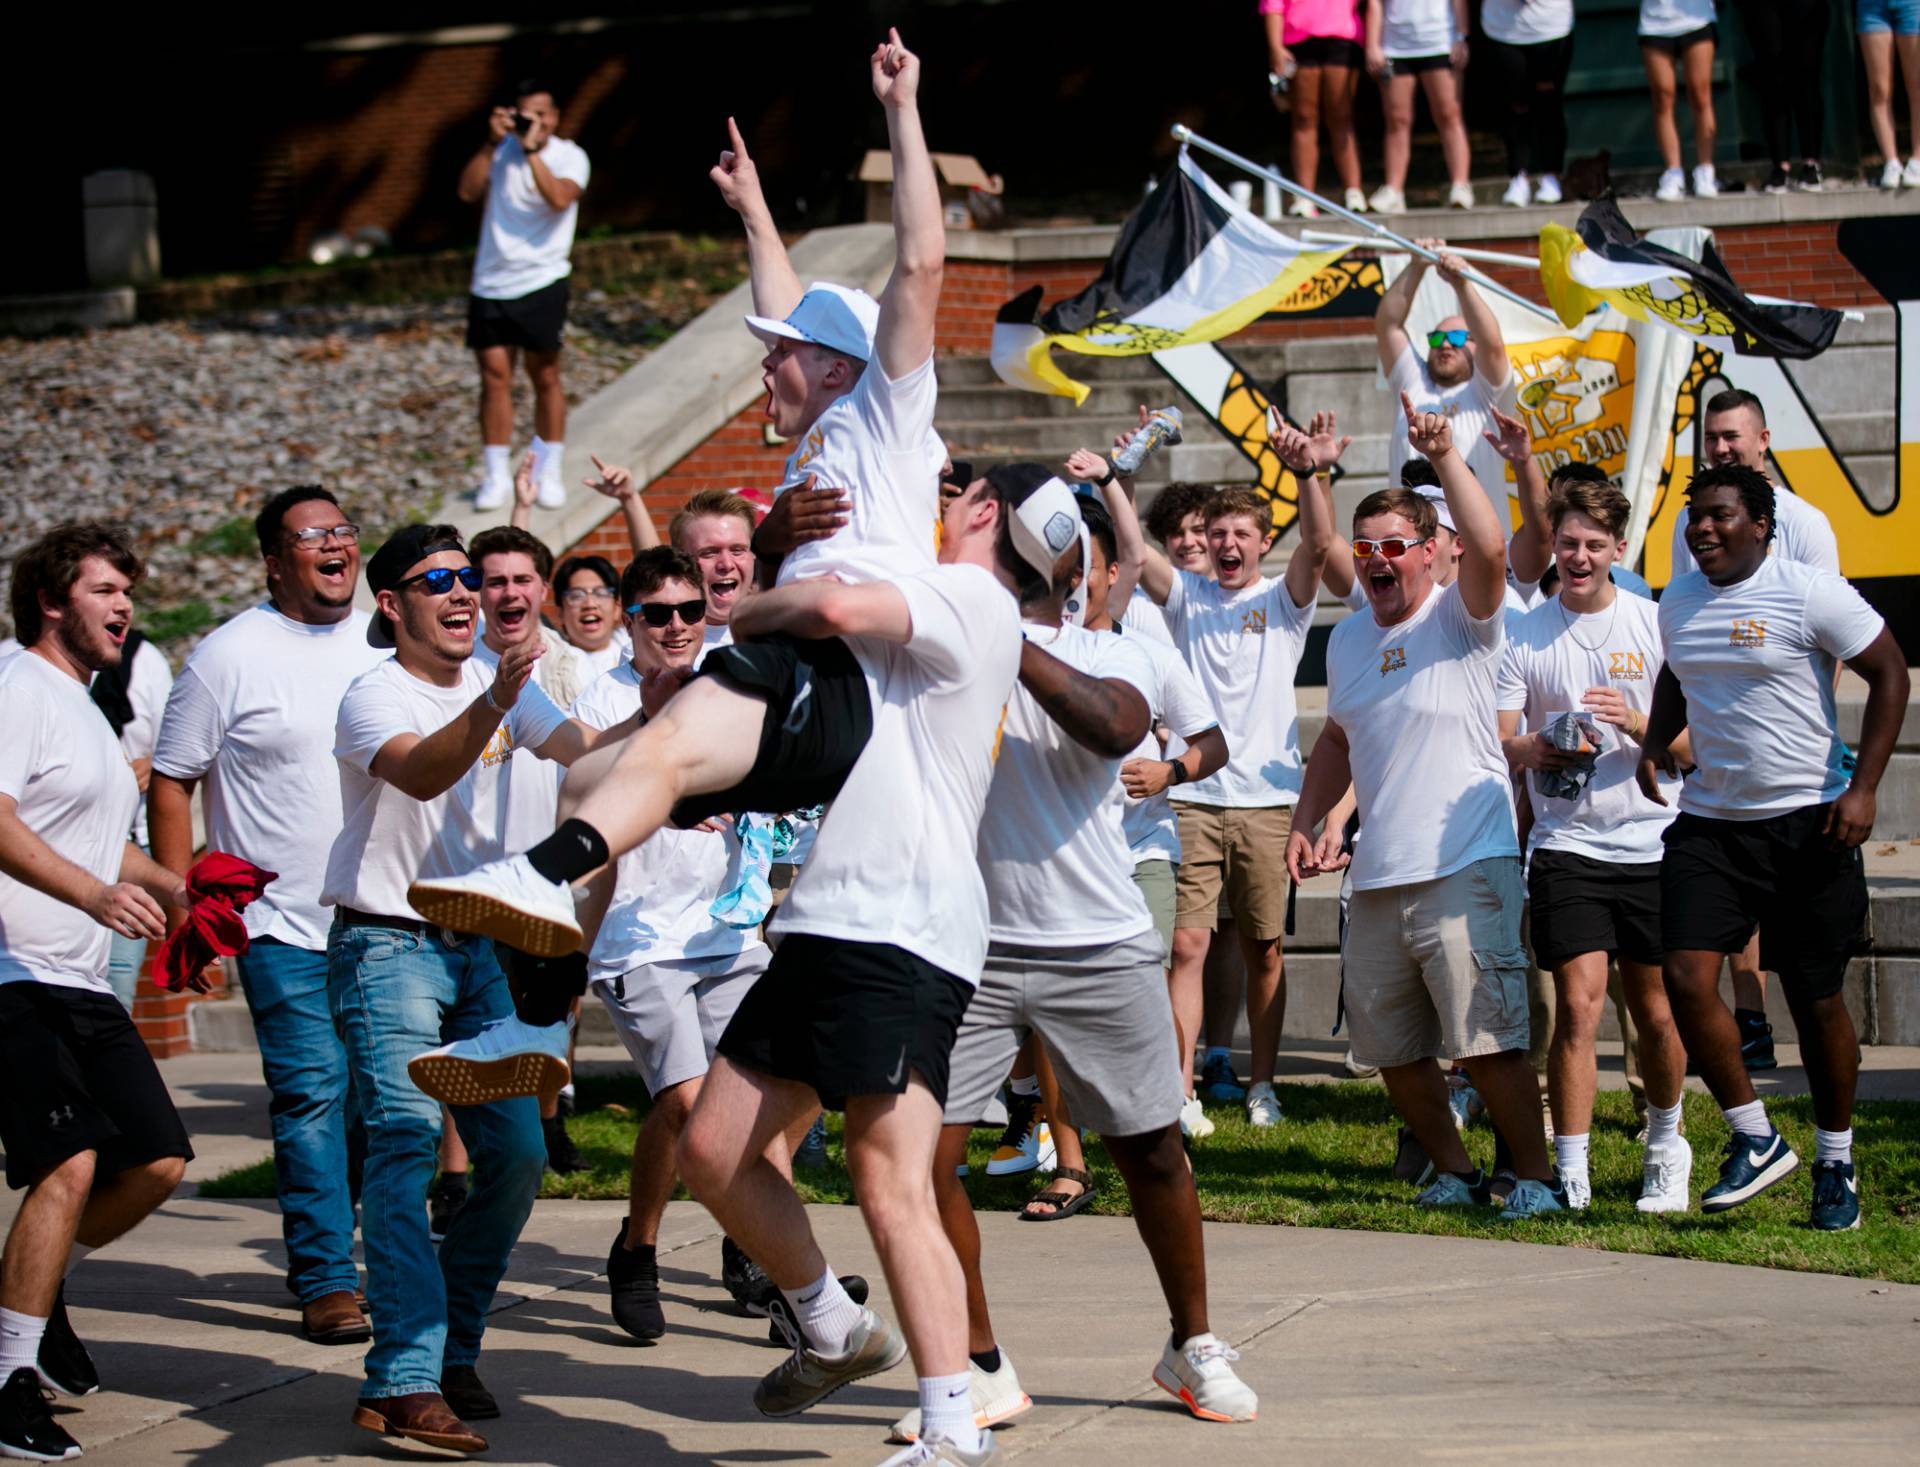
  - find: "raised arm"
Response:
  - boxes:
[870,28,944,380]
[1374,236,1432,373]
[1403,391,1506,619]
[1436,249,1510,391]
[582,454,661,555]
[709,116,805,321]
[1485,403,1548,584]
[458,107,512,203]
[1018,642,1150,758]
[729,577,913,645]
[1065,446,1144,616]
[521,113,584,213]
[370,639,541,802]
[1084,446,1176,605]
[1275,409,1348,609]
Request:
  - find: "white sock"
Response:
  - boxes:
[1009,1074,1039,1099]
[919,1372,982,1450]
[64,1243,94,1278]
[1815,1126,1853,1165]
[482,444,512,487]
[781,1267,862,1356]
[1723,1099,1770,1138]
[1553,1132,1590,1179]
[533,437,565,482]
[1646,1101,1683,1150]
[0,1308,46,1376]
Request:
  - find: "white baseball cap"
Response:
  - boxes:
[745,281,879,361]
[1416,485,1457,535]
[1008,475,1085,583]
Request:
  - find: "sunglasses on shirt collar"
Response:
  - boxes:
[1427,328,1470,349]
[626,598,707,628]
[395,565,483,595]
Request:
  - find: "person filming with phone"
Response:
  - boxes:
[458,78,591,516]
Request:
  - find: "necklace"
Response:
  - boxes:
[1558,591,1618,652]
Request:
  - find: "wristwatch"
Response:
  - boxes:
[1095,464,1117,487]
[1165,759,1188,787]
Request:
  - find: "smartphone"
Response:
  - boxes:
[513,111,533,135]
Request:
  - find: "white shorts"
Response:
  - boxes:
[592,945,771,1097]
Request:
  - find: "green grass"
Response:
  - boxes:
[192,516,257,558]
[202,1076,1920,1283]
[142,599,217,643]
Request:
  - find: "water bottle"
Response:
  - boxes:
[1113,406,1185,475]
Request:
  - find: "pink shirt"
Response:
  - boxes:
[1260,0,1364,46]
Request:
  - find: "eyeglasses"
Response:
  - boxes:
[287,523,361,548]
[1427,329,1470,349]
[1351,537,1428,560]
[627,598,706,628]
[395,565,483,595]
[560,585,617,606]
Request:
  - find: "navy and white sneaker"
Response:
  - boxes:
[1700,1129,1799,1213]
[1809,1160,1861,1231]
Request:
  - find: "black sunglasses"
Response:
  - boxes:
[396,565,483,595]
[626,598,706,628]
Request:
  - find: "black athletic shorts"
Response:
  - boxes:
[1527,848,1663,970]
[1390,52,1455,74]
[1294,36,1364,68]
[1640,23,1716,55]
[0,983,194,1190]
[716,934,974,1112]
[670,633,874,828]
[1659,805,1867,1001]
[466,277,570,353]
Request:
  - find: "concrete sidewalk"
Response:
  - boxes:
[1,1051,1914,1464]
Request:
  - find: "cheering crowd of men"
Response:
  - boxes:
[1,28,1913,1467]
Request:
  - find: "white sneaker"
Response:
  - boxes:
[1244,1081,1281,1128]
[1178,1095,1215,1141]
[1344,187,1368,213]
[1692,164,1719,198]
[1881,158,1905,189]
[1287,197,1320,219]
[1152,1332,1258,1423]
[1534,173,1563,204]
[408,1014,572,1106]
[1561,1168,1592,1211]
[474,478,511,512]
[1502,174,1530,208]
[536,474,567,510]
[1342,1049,1379,1079]
[1905,157,1920,188]
[877,1433,1000,1466]
[1635,1135,1694,1214]
[1655,167,1686,202]
[1447,180,1474,210]
[409,853,583,958]
[1368,184,1406,215]
[890,1353,1033,1443]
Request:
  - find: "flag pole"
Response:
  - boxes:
[1300,229,1540,270]
[1169,124,1561,323]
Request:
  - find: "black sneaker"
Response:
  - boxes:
[763,1274,870,1346]
[0,1365,80,1461]
[1796,160,1825,192]
[1736,1009,1777,1072]
[1809,1159,1861,1230]
[721,1237,776,1316]
[1701,1129,1799,1212]
[439,1362,500,1420]
[37,1286,97,1398]
[543,1113,586,1175]
[607,1229,664,1342]
[1763,163,1791,195]
[428,1173,469,1244]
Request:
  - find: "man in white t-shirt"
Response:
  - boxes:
[458,77,591,511]
[1665,388,1840,1073]
[149,486,384,1348]
[1288,398,1564,1219]
[1377,240,1519,522]
[320,523,628,1453]
[1495,480,1690,1213]
[0,524,192,1464]
[1640,465,1909,1232]
[1109,422,1336,1129]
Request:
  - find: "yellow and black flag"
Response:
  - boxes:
[990,152,1355,403]
[1539,198,1841,359]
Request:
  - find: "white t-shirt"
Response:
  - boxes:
[471,136,590,300]
[1326,582,1518,889]
[1387,347,1518,522]
[1658,557,1883,820]
[115,638,173,847]
[1497,591,1679,863]
[1383,0,1456,57]
[772,564,1021,983]
[0,653,139,992]
[153,605,386,951]
[323,658,569,919]
[570,637,627,684]
[1668,482,1838,579]
[1483,0,1574,45]
[775,354,945,588]
[1161,569,1315,808]
[1639,0,1715,38]
[1118,628,1220,863]
[1121,587,1176,648]
[470,640,565,853]
[980,625,1156,946]
[573,664,764,975]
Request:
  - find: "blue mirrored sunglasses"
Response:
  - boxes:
[396,565,483,595]
[1427,328,1470,349]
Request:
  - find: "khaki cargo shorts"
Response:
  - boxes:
[1172,803,1293,940]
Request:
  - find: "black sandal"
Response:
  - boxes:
[1018,1167,1097,1222]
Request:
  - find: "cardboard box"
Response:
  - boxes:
[858,150,1003,228]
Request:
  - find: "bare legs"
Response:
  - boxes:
[1,1152,183,1317]
[1642,42,1716,172]
[1378,69,1467,193]
[1548,953,1686,1139]
[473,346,566,455]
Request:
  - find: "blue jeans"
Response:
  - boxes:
[235,937,362,1305]
[326,922,544,1398]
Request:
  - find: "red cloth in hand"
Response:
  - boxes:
[154,853,277,993]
